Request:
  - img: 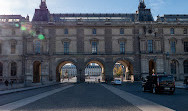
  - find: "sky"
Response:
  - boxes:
[0,0,187,20]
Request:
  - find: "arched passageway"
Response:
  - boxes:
[33,61,41,83]
[113,60,134,82]
[149,60,156,76]
[56,61,77,83]
[84,60,105,83]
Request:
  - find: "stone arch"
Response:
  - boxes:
[149,59,156,76]
[113,58,134,81]
[84,58,105,81]
[183,59,188,75]
[56,59,78,82]
[33,61,41,83]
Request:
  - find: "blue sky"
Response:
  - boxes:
[0,0,187,20]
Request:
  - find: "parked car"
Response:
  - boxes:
[142,75,175,94]
[112,79,122,85]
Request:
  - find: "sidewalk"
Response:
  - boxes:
[175,81,187,89]
[0,82,59,95]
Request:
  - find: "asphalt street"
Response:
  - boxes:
[0,83,69,106]
[113,82,188,111]
[14,83,141,111]
[0,82,187,111]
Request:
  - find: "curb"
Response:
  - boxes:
[0,83,60,96]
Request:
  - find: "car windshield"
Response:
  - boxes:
[159,76,174,82]
[115,79,120,81]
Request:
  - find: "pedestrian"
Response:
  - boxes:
[4,80,9,87]
[10,80,13,87]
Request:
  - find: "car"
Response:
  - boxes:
[142,75,175,94]
[112,79,122,85]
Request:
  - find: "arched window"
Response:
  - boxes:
[11,62,17,76]
[0,62,3,76]
[34,40,41,54]
[184,60,188,74]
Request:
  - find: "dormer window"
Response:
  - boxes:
[170,28,174,35]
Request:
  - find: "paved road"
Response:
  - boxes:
[113,82,188,111]
[14,83,141,111]
[0,83,69,106]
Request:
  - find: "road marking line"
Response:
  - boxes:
[0,85,74,111]
[102,84,175,111]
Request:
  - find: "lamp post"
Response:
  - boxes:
[41,60,43,85]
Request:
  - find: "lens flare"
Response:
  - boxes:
[15,23,19,27]
[38,34,45,40]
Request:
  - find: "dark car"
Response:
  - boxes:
[142,75,175,94]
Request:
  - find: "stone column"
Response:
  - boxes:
[77,58,85,83]
[105,57,113,82]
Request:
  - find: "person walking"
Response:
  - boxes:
[10,80,13,87]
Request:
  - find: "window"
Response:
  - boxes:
[171,60,176,74]
[12,29,16,35]
[184,60,188,74]
[184,42,188,52]
[64,28,68,35]
[92,28,96,35]
[170,28,174,34]
[11,41,16,54]
[171,41,176,53]
[34,40,41,54]
[0,62,3,76]
[148,40,153,53]
[11,62,17,76]
[64,42,69,54]
[183,28,187,34]
[92,41,97,54]
[120,41,125,54]
[120,28,124,35]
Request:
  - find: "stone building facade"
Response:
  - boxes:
[0,0,187,84]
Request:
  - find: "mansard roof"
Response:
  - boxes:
[158,14,188,22]
[0,15,28,22]
[50,13,137,22]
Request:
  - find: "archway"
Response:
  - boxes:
[113,60,134,82]
[33,61,41,83]
[149,60,156,76]
[84,60,105,83]
[56,61,77,83]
